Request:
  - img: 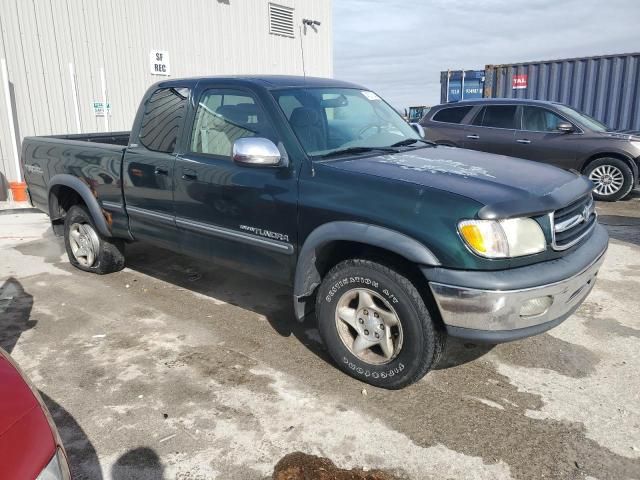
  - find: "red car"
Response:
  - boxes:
[0,348,71,479]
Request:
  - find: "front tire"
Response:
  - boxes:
[63,205,125,274]
[316,259,445,389]
[584,157,634,201]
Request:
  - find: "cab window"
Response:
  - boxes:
[190,89,276,157]
[521,106,567,132]
[432,106,472,124]
[138,87,190,153]
[472,105,518,129]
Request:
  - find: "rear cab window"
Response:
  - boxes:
[431,106,473,124]
[472,105,518,129]
[138,87,190,153]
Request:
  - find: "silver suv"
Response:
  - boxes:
[420,99,640,201]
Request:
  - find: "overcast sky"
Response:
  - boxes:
[333,0,640,110]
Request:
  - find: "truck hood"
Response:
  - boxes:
[322,146,592,219]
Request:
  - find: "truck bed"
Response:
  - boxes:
[46,131,130,146]
[22,131,130,233]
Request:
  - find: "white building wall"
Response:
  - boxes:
[0,0,332,199]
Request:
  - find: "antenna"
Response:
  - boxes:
[299,25,306,77]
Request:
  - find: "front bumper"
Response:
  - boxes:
[426,224,608,343]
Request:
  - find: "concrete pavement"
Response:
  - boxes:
[1,196,639,479]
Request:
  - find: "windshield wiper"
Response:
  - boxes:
[390,138,437,148]
[316,146,399,159]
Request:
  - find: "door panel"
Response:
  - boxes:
[511,106,578,169]
[123,86,190,247]
[174,87,297,283]
[462,105,517,156]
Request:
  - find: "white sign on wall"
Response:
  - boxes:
[92,101,111,116]
[150,50,171,76]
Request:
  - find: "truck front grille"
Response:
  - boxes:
[551,194,596,250]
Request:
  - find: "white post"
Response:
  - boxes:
[69,63,82,133]
[461,70,466,100]
[1,58,21,183]
[445,69,450,103]
[100,67,108,131]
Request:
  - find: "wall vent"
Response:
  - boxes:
[269,3,294,38]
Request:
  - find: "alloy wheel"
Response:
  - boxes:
[334,288,403,365]
[589,165,624,196]
[69,223,100,267]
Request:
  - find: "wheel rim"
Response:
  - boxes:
[69,223,100,267]
[589,165,624,196]
[334,288,404,365]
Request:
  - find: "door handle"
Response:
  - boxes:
[466,134,479,139]
[154,167,169,176]
[181,169,197,181]
[516,139,531,144]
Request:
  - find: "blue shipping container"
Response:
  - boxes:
[440,70,485,102]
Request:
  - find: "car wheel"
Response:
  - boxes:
[584,157,634,201]
[63,205,125,274]
[316,258,445,389]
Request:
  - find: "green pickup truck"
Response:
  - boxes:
[22,76,608,389]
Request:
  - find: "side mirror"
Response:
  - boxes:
[556,122,575,133]
[232,137,282,167]
[410,122,425,138]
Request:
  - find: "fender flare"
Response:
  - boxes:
[292,221,440,320]
[47,174,112,237]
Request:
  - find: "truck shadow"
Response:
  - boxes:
[124,242,335,367]
[124,243,493,370]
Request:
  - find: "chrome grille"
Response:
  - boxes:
[551,194,596,250]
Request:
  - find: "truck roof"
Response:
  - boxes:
[150,75,365,90]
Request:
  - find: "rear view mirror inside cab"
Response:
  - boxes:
[320,94,349,108]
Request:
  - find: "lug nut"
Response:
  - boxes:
[363,309,368,315]
[379,324,384,330]
[374,312,379,318]
[359,318,364,324]
[364,329,369,335]
[375,332,380,339]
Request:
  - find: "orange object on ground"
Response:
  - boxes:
[8,182,28,202]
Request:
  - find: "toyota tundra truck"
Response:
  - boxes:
[22,76,608,389]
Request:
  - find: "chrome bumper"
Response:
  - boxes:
[429,250,606,342]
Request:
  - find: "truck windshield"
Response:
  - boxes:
[272,87,422,157]
[554,104,610,132]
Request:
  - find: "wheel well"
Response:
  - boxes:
[581,153,638,180]
[313,240,444,327]
[49,185,86,236]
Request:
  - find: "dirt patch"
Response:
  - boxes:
[272,452,400,480]
[585,316,640,339]
[492,333,600,378]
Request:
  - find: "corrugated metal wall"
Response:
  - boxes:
[0,0,332,199]
[484,53,640,132]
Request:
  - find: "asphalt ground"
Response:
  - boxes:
[1,193,639,479]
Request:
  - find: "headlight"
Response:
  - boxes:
[458,217,546,258]
[37,449,71,480]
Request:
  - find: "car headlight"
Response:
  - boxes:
[37,448,71,480]
[458,217,546,258]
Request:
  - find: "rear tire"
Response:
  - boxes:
[63,205,125,274]
[584,157,634,202]
[316,258,445,389]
